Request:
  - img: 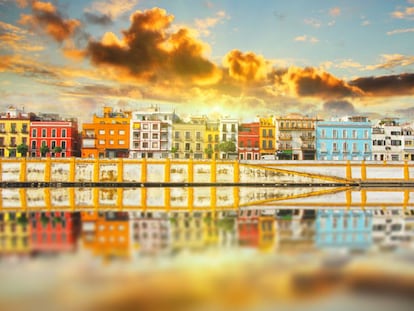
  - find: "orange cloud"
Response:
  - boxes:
[280,66,364,98]
[19,1,81,42]
[87,8,220,85]
[223,50,268,83]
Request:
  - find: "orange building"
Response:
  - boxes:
[81,211,130,261]
[81,106,131,158]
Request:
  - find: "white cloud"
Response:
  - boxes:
[304,18,321,28]
[386,27,414,35]
[86,0,138,19]
[294,35,319,43]
[194,10,229,37]
[365,54,414,70]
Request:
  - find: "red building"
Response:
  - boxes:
[30,212,80,253]
[238,122,260,160]
[237,209,260,247]
[30,114,80,157]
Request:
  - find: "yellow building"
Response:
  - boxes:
[259,116,276,157]
[0,106,32,157]
[172,116,206,159]
[204,119,220,159]
[0,212,30,255]
[258,215,276,252]
[170,212,206,251]
[81,106,131,158]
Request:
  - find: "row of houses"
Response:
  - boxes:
[2,209,413,259]
[1,105,414,161]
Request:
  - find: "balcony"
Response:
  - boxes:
[278,135,292,141]
[301,145,315,150]
[300,135,315,141]
[21,129,29,134]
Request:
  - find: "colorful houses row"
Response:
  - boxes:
[1,105,414,161]
[2,208,413,260]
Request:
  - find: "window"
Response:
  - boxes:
[142,124,148,130]
[343,130,347,138]
[41,140,47,147]
[118,140,125,145]
[32,129,37,137]
[119,130,125,135]
[52,129,56,137]
[109,140,114,145]
[269,129,273,137]
[196,143,201,151]
[320,142,326,151]
[333,130,337,138]
[321,129,326,138]
[364,130,369,139]
[142,142,148,148]
[222,124,227,131]
[175,132,180,139]
[343,142,348,152]
[51,141,56,149]
[109,130,115,135]
[142,133,149,139]
[31,141,36,149]
[185,131,191,140]
[152,133,159,139]
[98,129,105,135]
[364,143,369,152]
[99,140,105,145]
[352,130,357,138]
[61,129,66,137]
[196,132,201,140]
[333,142,338,152]
[151,142,158,148]
[269,140,273,148]
[185,143,190,151]
[152,124,159,130]
[42,129,47,137]
[231,124,236,132]
[61,141,66,149]
[352,143,357,152]
[262,140,267,149]
[262,129,267,137]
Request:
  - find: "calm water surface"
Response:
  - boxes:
[1,187,414,311]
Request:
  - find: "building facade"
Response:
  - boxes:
[129,107,176,159]
[219,117,239,159]
[30,115,80,157]
[275,114,318,160]
[205,119,220,159]
[372,118,414,161]
[81,106,131,158]
[316,116,372,161]
[238,122,260,160]
[172,117,206,159]
[0,106,33,157]
[259,117,275,158]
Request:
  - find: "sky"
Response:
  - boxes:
[1,0,414,124]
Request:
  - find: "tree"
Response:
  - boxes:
[204,147,213,159]
[17,213,29,226]
[53,146,63,154]
[170,146,178,158]
[40,145,50,157]
[218,141,236,159]
[16,143,29,157]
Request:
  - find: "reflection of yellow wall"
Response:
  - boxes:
[170,212,205,250]
[0,212,30,254]
[258,216,276,252]
[202,212,218,245]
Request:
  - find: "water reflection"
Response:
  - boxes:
[1,191,414,310]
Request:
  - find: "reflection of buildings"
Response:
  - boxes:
[0,212,30,256]
[30,212,80,253]
[372,209,407,250]
[276,209,316,253]
[81,212,130,260]
[169,212,205,251]
[238,209,260,247]
[129,211,170,256]
[316,209,373,250]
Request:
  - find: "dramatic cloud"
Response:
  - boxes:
[323,100,356,116]
[19,1,81,42]
[87,8,221,85]
[350,73,414,96]
[280,66,364,98]
[0,21,43,51]
[223,50,268,83]
[84,12,112,25]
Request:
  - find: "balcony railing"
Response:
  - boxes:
[278,135,292,140]
[300,135,315,141]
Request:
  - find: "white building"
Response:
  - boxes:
[372,118,414,161]
[219,117,239,159]
[129,106,177,159]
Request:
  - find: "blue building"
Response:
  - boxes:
[315,209,373,250]
[316,116,372,161]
